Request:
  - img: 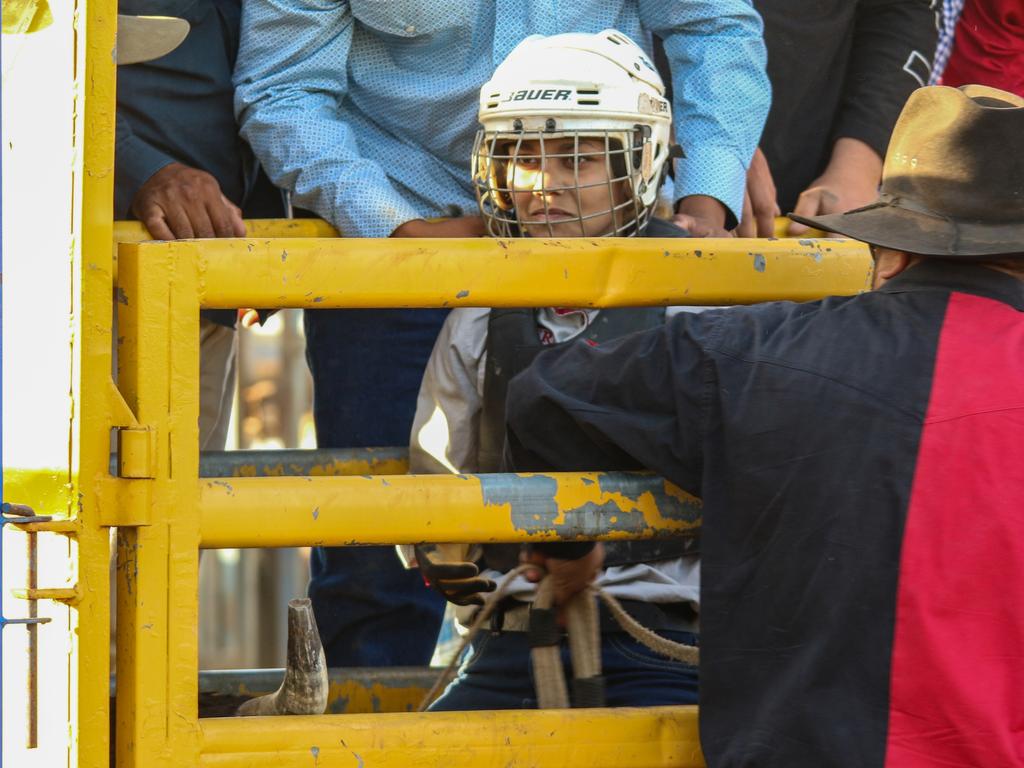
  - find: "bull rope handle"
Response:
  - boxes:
[417,567,699,711]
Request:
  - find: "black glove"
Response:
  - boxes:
[414,544,496,606]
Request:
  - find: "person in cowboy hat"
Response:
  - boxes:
[501,84,1023,767]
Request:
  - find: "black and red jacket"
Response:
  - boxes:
[505,261,1024,767]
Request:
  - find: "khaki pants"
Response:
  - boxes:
[198,317,237,450]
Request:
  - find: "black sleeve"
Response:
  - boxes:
[113,113,176,219]
[504,310,720,497]
[832,0,939,158]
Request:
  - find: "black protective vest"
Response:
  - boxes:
[478,307,699,570]
[478,218,695,569]
[478,307,666,471]
[478,215,686,472]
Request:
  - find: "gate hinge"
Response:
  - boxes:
[96,476,153,527]
[117,427,157,479]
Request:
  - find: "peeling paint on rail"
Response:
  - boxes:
[479,472,701,539]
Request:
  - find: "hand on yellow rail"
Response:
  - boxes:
[132,162,246,240]
[672,195,731,237]
[787,138,882,236]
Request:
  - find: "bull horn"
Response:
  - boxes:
[236,598,329,716]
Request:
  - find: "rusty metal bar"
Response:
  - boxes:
[11,588,80,604]
[199,448,409,478]
[26,531,38,749]
[198,666,438,715]
[109,667,436,715]
[108,447,410,480]
[0,504,52,752]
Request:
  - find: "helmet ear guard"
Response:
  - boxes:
[471,132,520,237]
[479,134,517,212]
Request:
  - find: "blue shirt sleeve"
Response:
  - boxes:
[639,0,771,226]
[233,0,421,238]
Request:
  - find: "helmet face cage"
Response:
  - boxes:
[472,127,656,238]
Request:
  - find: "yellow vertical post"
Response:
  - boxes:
[76,1,119,765]
[115,242,202,766]
[166,246,203,766]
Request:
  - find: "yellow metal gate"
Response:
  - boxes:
[108,234,869,768]
[1,2,872,766]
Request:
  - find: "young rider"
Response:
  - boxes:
[402,30,700,710]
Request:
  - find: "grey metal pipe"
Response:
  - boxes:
[110,447,410,478]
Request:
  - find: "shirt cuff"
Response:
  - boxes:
[305,185,425,240]
[114,134,176,218]
[673,144,748,230]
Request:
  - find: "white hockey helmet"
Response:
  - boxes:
[472,29,673,237]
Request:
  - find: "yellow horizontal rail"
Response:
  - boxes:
[111,218,339,279]
[119,236,871,311]
[112,217,338,253]
[199,706,703,768]
[198,473,701,549]
[114,215,810,252]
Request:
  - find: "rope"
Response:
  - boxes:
[530,576,570,709]
[593,587,699,665]
[563,588,604,708]
[565,590,600,681]
[417,567,700,711]
[417,564,534,711]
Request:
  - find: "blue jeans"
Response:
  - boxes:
[304,308,448,667]
[428,629,700,710]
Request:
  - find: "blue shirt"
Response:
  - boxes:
[234,0,769,238]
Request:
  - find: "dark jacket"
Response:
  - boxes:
[505,261,1024,768]
[115,0,268,217]
[116,0,283,325]
[756,0,938,211]
[483,217,693,569]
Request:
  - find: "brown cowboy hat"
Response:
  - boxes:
[790,85,1024,258]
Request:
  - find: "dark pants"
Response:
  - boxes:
[428,629,700,710]
[304,308,448,667]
